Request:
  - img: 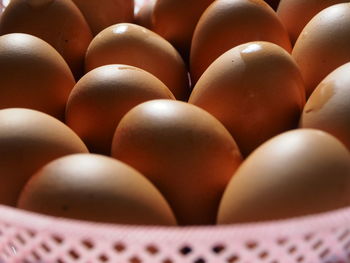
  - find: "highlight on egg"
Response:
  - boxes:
[0,108,88,206]
[111,99,242,225]
[0,0,93,78]
[0,33,75,120]
[85,23,189,100]
[292,3,350,97]
[189,41,305,156]
[218,129,350,224]
[66,64,175,155]
[300,62,350,151]
[18,153,177,226]
[190,0,291,83]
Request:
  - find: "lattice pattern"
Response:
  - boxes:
[0,205,350,262]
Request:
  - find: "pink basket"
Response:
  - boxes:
[1,205,350,263]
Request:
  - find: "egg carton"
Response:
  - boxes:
[0,205,350,263]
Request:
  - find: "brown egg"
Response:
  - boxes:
[111,99,242,225]
[265,0,280,10]
[277,0,348,44]
[151,0,214,60]
[134,0,155,29]
[190,0,291,83]
[18,154,177,226]
[85,23,189,100]
[300,62,350,151]
[71,0,134,35]
[0,108,88,206]
[66,64,175,155]
[0,0,93,78]
[217,129,350,224]
[0,33,75,120]
[292,3,350,97]
[189,42,305,157]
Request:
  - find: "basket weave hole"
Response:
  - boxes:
[319,248,330,259]
[194,257,206,263]
[40,242,51,253]
[51,234,64,245]
[98,253,109,262]
[338,229,350,241]
[145,244,159,255]
[288,245,297,254]
[227,254,239,263]
[26,229,36,238]
[276,237,288,246]
[245,240,258,250]
[296,255,304,262]
[68,249,80,260]
[258,250,269,259]
[14,233,26,245]
[179,245,193,256]
[31,250,42,261]
[81,239,94,251]
[129,255,142,263]
[212,244,226,254]
[344,240,350,250]
[303,233,314,242]
[162,258,173,263]
[114,242,126,253]
[312,240,323,250]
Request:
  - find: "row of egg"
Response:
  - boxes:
[0,0,350,226]
[3,0,350,97]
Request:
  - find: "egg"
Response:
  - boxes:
[71,0,134,35]
[265,0,280,10]
[190,0,291,83]
[0,108,88,206]
[217,129,350,224]
[300,62,350,151]
[0,33,75,120]
[85,23,189,100]
[277,0,349,44]
[151,0,214,60]
[18,154,177,226]
[66,64,175,155]
[134,0,155,29]
[111,100,242,225]
[189,42,305,156]
[0,0,93,78]
[292,3,350,97]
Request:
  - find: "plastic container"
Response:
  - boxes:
[1,204,350,262]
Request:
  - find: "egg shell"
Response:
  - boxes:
[190,0,291,83]
[66,64,175,155]
[300,62,350,151]
[0,0,93,78]
[189,42,305,156]
[0,108,88,206]
[0,33,75,120]
[111,99,242,225]
[134,0,155,29]
[151,0,214,60]
[72,0,134,35]
[217,129,350,224]
[277,0,349,44]
[265,0,280,10]
[18,154,177,226]
[292,3,350,97]
[85,23,189,100]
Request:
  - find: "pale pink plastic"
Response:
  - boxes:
[1,0,350,262]
[1,205,350,263]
